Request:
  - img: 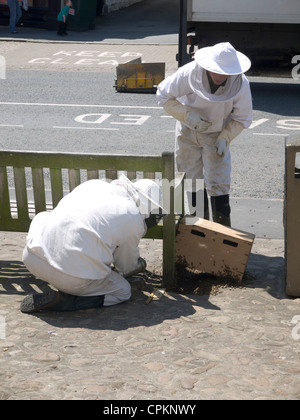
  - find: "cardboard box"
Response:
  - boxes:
[176,218,255,281]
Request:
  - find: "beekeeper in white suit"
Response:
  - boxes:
[157,42,253,226]
[21,175,165,313]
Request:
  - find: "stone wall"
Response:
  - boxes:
[105,0,144,13]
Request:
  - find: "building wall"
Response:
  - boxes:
[105,0,144,13]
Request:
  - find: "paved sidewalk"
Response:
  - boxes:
[0,231,299,400]
[0,0,179,45]
[0,41,179,75]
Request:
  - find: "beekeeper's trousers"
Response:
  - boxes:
[175,121,231,196]
[23,248,131,307]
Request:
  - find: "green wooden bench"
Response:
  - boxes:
[0,150,184,290]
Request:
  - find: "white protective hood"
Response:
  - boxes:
[112,175,167,220]
[134,178,167,219]
[188,63,244,103]
[189,42,251,104]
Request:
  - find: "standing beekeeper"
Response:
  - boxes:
[157,42,253,226]
[21,175,165,314]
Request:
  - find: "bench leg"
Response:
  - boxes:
[162,152,177,290]
[162,223,176,290]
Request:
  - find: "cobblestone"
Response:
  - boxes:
[0,232,299,400]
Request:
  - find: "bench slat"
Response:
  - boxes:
[162,152,176,289]
[106,169,117,180]
[0,166,11,219]
[144,171,155,179]
[50,168,64,208]
[0,151,163,173]
[32,168,47,213]
[87,169,99,180]
[127,171,136,181]
[68,168,81,191]
[13,167,29,221]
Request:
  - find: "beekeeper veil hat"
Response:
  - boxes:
[134,179,167,226]
[194,42,251,75]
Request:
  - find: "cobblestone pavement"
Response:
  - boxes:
[0,232,299,400]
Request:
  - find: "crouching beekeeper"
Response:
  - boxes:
[21,175,165,313]
[157,42,253,226]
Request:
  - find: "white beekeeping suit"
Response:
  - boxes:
[157,42,253,226]
[21,175,164,313]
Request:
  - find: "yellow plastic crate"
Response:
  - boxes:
[115,61,165,93]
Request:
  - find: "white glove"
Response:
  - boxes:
[217,120,245,144]
[216,139,227,157]
[163,100,211,132]
[185,112,212,132]
[124,257,147,278]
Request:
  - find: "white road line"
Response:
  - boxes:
[53,126,119,131]
[253,133,288,136]
[0,101,163,110]
[0,124,24,127]
[232,197,283,202]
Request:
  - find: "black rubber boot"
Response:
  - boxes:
[204,188,209,220]
[20,290,105,314]
[211,194,231,227]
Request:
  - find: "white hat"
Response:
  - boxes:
[134,179,167,218]
[195,42,251,75]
